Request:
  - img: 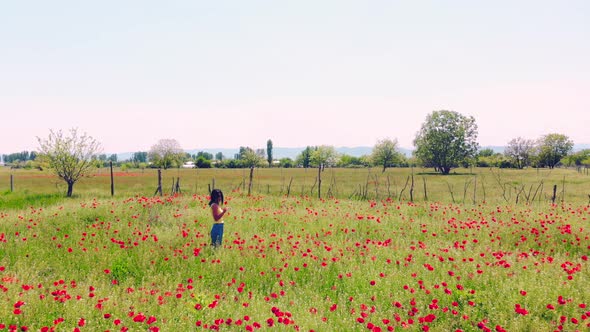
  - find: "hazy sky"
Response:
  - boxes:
[1,0,588,154]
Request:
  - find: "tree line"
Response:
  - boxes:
[2,110,587,197]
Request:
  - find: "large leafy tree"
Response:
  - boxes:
[536,133,573,169]
[149,139,184,169]
[413,110,479,175]
[371,138,402,172]
[504,137,535,169]
[37,128,101,197]
[311,145,338,199]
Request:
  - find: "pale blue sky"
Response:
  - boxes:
[1,0,588,154]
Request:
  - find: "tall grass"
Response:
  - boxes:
[0,193,588,331]
[1,166,589,207]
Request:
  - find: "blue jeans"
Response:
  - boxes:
[211,223,224,247]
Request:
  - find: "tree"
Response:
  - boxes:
[267,139,273,167]
[371,138,402,172]
[215,152,224,161]
[504,137,535,169]
[132,151,148,163]
[195,151,213,160]
[413,110,479,175]
[296,146,314,168]
[564,149,590,167]
[337,154,367,168]
[37,128,101,197]
[279,157,294,168]
[240,147,264,195]
[195,156,212,168]
[536,133,573,169]
[149,139,185,169]
[311,145,338,199]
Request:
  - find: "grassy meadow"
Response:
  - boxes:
[0,166,589,331]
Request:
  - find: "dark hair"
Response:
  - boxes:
[209,189,224,206]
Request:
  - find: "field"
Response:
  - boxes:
[0,167,589,331]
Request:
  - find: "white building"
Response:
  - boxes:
[182,161,195,168]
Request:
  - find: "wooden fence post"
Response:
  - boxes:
[154,169,163,196]
[110,161,114,197]
[10,174,14,192]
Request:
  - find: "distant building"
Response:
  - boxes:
[182,161,195,169]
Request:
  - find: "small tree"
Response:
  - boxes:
[504,137,535,169]
[267,139,273,167]
[311,145,338,199]
[279,157,294,168]
[241,147,264,195]
[413,110,479,175]
[536,133,573,169]
[371,138,402,172]
[37,128,101,197]
[149,139,184,169]
[296,146,313,168]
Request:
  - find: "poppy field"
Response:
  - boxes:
[0,189,588,331]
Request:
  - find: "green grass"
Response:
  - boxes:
[0,190,64,210]
[1,166,589,208]
[0,166,589,330]
[0,193,588,331]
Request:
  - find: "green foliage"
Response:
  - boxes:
[195,156,212,168]
[279,157,294,168]
[371,138,402,172]
[310,145,338,168]
[37,128,102,197]
[296,146,314,168]
[337,154,370,168]
[2,151,37,163]
[536,133,574,169]
[194,151,213,160]
[476,149,511,168]
[132,151,148,163]
[1,194,588,331]
[0,191,63,210]
[239,147,264,168]
[266,139,273,167]
[413,110,479,175]
[562,149,590,167]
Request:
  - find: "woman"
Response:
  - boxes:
[209,189,230,247]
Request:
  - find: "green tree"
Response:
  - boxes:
[279,157,294,168]
[504,137,535,169]
[536,133,573,169]
[37,128,102,197]
[413,110,479,175]
[267,139,273,167]
[196,151,213,160]
[371,138,402,172]
[311,145,338,199]
[148,139,185,169]
[296,146,314,168]
[215,152,224,161]
[132,151,148,163]
[195,156,212,168]
[567,149,590,166]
